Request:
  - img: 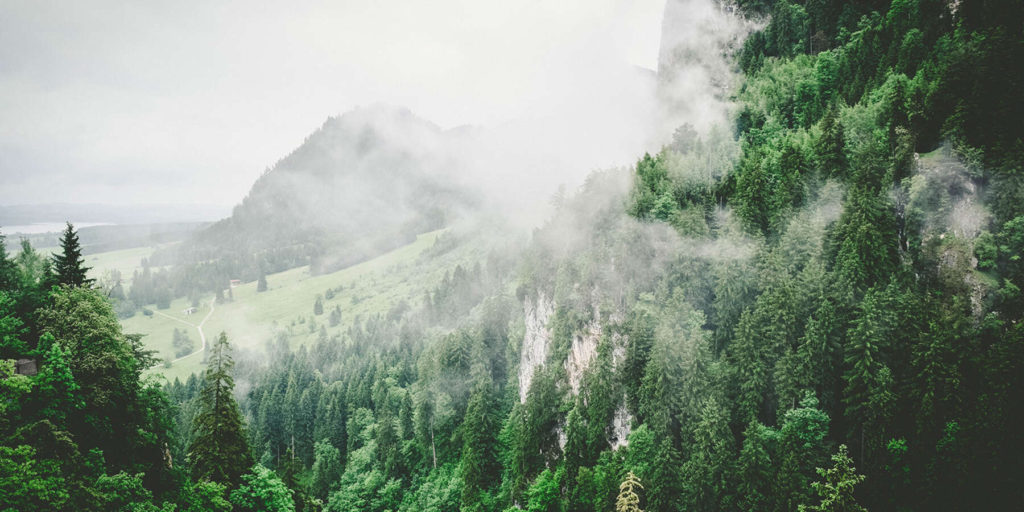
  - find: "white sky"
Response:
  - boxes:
[0,0,666,207]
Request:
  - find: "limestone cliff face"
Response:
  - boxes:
[563,307,603,397]
[518,288,633,449]
[518,292,554,404]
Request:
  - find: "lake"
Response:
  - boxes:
[1,222,112,235]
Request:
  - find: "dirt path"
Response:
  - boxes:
[151,295,215,367]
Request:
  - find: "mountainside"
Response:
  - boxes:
[162,105,477,282]
[2,0,1023,511]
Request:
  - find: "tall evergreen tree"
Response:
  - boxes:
[51,222,93,288]
[460,378,500,510]
[189,332,252,486]
[0,230,18,292]
[616,471,644,512]
[799,444,867,512]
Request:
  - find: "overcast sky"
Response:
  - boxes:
[0,0,666,208]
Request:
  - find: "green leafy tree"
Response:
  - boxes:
[51,222,93,288]
[229,464,295,512]
[778,393,831,510]
[92,471,172,511]
[0,291,27,358]
[525,467,563,512]
[182,480,231,512]
[36,286,139,468]
[189,332,253,486]
[33,335,83,427]
[311,439,342,501]
[0,445,69,512]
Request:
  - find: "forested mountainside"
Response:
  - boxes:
[2,0,1024,511]
[150,105,477,293]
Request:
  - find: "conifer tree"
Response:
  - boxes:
[799,445,867,512]
[189,332,252,486]
[616,471,644,512]
[51,222,93,288]
[0,230,18,292]
[310,439,341,501]
[257,272,267,292]
[460,378,499,510]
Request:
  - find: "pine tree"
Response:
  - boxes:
[682,396,736,512]
[799,445,867,512]
[616,471,644,512]
[816,105,846,178]
[0,230,18,292]
[646,436,683,512]
[736,421,776,511]
[51,222,93,288]
[460,378,499,510]
[257,273,267,292]
[310,440,341,501]
[189,332,253,486]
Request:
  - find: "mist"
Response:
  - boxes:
[0,0,667,209]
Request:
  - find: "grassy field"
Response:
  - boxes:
[127,229,485,382]
[85,245,158,280]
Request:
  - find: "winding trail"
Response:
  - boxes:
[150,295,215,368]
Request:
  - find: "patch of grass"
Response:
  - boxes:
[138,229,484,381]
[85,246,157,280]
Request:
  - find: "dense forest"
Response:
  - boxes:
[3,0,1024,510]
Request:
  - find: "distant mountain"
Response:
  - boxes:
[0,203,230,226]
[163,105,478,283]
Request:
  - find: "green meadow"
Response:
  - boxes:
[120,229,480,382]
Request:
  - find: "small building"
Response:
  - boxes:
[15,358,38,376]
[230,279,242,288]
[183,307,197,315]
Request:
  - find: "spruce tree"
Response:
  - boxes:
[189,332,252,486]
[51,222,93,287]
[616,471,644,512]
[0,230,18,292]
[460,378,499,510]
[799,445,867,512]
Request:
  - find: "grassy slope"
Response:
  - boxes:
[85,246,157,279]
[127,229,482,382]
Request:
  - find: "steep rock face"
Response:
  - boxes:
[610,404,632,449]
[518,287,635,449]
[563,309,602,397]
[518,292,554,403]
[904,148,994,316]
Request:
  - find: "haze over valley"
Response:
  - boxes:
[1,1,1023,511]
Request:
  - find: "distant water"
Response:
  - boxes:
[2,222,112,235]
